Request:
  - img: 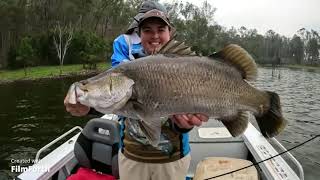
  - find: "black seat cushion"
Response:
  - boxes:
[74,118,120,178]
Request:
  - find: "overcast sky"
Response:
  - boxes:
[161,0,320,37]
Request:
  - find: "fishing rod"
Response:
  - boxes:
[204,134,320,180]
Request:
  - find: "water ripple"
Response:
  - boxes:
[11,123,38,133]
[255,68,320,179]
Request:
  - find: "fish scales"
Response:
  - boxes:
[115,56,265,118]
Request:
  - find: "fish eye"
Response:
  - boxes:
[80,80,88,86]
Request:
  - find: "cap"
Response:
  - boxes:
[138,9,171,28]
[126,1,167,34]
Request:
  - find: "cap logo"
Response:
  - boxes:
[148,10,166,18]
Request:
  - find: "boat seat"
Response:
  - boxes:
[74,118,120,179]
[193,157,258,180]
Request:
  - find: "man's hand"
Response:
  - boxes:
[171,114,209,129]
[64,94,90,117]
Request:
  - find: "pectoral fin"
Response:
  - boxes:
[138,119,162,147]
[128,101,162,147]
[221,111,249,137]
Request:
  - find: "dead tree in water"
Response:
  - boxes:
[272,56,282,79]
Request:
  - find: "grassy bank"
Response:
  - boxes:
[258,64,320,69]
[260,64,320,70]
[286,64,320,70]
[1,62,319,84]
[0,62,111,83]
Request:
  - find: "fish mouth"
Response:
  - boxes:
[74,82,87,104]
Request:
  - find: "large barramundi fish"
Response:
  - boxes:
[65,40,287,147]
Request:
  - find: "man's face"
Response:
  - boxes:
[140,18,170,55]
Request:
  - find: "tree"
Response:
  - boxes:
[68,31,108,69]
[305,30,319,64]
[290,35,304,64]
[14,37,35,75]
[53,22,73,75]
[0,0,26,68]
[1,0,319,69]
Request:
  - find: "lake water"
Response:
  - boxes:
[0,67,319,179]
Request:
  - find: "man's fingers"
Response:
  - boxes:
[187,114,202,126]
[174,115,193,129]
[172,113,209,129]
[176,115,192,128]
[64,101,90,117]
[182,114,190,121]
[64,94,69,105]
[195,114,209,122]
[71,111,83,117]
[65,105,71,112]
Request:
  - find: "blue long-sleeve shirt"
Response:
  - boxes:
[111,33,144,67]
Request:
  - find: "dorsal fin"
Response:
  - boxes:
[211,44,257,81]
[157,38,196,56]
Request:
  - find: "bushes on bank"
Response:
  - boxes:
[7,31,111,69]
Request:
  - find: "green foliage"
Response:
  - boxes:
[171,2,216,55]
[306,38,319,64]
[1,0,320,69]
[8,37,36,69]
[7,30,110,70]
[67,31,110,69]
[290,35,304,64]
[7,33,58,69]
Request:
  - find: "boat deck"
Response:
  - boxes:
[18,115,303,180]
[188,120,248,178]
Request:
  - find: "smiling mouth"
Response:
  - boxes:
[150,42,160,46]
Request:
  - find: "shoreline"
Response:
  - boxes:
[1,63,319,85]
[0,70,101,85]
[259,64,320,70]
[0,63,109,85]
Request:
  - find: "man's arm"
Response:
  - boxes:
[111,35,131,67]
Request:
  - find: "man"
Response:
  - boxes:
[115,9,208,180]
[64,6,208,180]
[111,1,168,66]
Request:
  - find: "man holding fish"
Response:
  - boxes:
[64,3,288,179]
[64,2,209,180]
[64,1,287,180]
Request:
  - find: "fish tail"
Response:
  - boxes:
[256,91,287,137]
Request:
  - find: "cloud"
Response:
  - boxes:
[162,0,320,37]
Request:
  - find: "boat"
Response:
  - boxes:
[18,114,304,180]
